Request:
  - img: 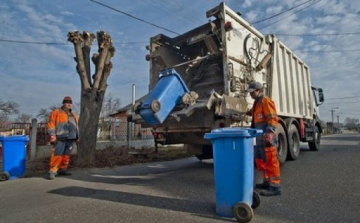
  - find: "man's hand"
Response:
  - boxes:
[48,135,57,143]
[264,132,274,147]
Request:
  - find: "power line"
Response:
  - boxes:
[326,96,358,100]
[258,0,322,30]
[252,0,312,24]
[295,49,360,52]
[325,101,360,104]
[0,39,69,45]
[274,32,360,36]
[0,39,147,45]
[89,0,180,35]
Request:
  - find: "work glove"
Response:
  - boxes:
[264,131,274,147]
[48,135,57,143]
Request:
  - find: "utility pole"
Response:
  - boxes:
[331,107,339,132]
[127,84,136,148]
[337,113,342,129]
[331,107,338,124]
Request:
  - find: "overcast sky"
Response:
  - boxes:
[0,0,359,123]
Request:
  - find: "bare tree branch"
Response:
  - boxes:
[68,31,91,90]
[0,99,19,115]
[93,31,112,90]
[82,31,96,87]
[16,114,32,123]
[99,46,115,91]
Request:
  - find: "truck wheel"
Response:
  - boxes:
[287,124,300,160]
[276,124,288,165]
[251,191,261,209]
[233,202,253,223]
[309,126,321,151]
[195,145,213,161]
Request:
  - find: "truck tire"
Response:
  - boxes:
[195,145,213,161]
[275,124,288,165]
[309,126,321,151]
[287,124,300,160]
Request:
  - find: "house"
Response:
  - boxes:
[110,94,153,140]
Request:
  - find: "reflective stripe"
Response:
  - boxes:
[47,108,79,137]
[59,155,70,169]
[266,114,278,120]
[269,176,281,180]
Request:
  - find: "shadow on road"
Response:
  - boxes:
[48,186,235,222]
[69,159,213,185]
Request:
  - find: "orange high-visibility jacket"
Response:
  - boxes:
[47,108,79,138]
[249,95,278,132]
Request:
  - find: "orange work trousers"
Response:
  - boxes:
[255,146,281,186]
[49,140,74,173]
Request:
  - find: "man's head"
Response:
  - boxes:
[62,96,72,109]
[246,82,263,99]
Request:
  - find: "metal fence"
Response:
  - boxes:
[0,120,154,146]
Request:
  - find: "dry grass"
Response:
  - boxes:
[27,146,193,173]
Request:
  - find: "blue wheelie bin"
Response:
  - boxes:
[204,127,262,223]
[138,68,189,125]
[0,135,29,180]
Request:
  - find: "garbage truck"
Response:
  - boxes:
[127,2,325,164]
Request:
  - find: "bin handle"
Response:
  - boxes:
[246,128,263,138]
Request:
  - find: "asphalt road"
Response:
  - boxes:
[0,133,359,223]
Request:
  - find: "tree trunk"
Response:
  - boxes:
[68,30,114,167]
[77,90,105,166]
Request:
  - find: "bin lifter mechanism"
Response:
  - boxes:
[128,69,248,125]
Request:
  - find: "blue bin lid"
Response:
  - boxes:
[158,68,190,93]
[204,127,263,139]
[0,135,29,142]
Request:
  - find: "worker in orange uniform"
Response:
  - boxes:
[246,82,281,196]
[47,96,79,180]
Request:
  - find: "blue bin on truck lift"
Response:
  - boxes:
[138,68,190,125]
[0,135,29,180]
[204,128,262,223]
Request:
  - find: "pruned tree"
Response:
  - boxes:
[68,30,115,166]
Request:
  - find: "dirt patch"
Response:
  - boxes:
[27,146,193,173]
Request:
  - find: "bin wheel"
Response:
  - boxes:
[233,202,253,223]
[252,191,261,209]
[0,172,10,181]
[151,100,161,112]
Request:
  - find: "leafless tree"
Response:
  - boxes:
[37,105,58,123]
[68,31,115,166]
[100,93,121,119]
[344,117,359,130]
[0,98,19,116]
[16,114,32,123]
[0,98,19,128]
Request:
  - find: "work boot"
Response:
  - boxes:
[260,186,281,196]
[48,172,56,180]
[255,181,270,190]
[57,169,72,176]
